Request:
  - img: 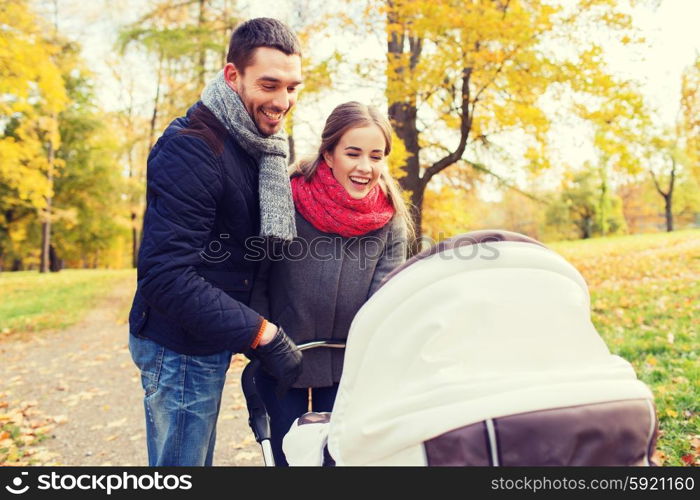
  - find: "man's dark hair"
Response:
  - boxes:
[226,18,301,72]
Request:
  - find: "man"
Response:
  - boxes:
[128,18,303,466]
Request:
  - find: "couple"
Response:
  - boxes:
[128,17,413,466]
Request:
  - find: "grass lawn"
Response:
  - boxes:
[551,229,700,466]
[0,269,135,337]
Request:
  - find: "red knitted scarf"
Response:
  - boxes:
[291,160,395,237]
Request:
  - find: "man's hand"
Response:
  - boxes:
[248,324,302,397]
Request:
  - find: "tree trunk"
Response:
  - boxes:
[387,3,423,255]
[385,3,472,256]
[40,138,55,273]
[597,165,609,236]
[581,216,592,239]
[651,157,676,233]
[664,194,673,232]
[49,244,61,272]
[390,100,421,252]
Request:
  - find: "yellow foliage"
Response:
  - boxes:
[422,184,475,242]
[377,0,646,194]
[680,56,700,179]
[387,130,409,181]
[0,0,68,210]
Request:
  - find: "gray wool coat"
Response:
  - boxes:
[250,211,408,388]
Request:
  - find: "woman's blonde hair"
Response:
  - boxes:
[290,101,415,240]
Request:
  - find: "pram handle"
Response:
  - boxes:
[241,339,346,466]
[297,339,346,351]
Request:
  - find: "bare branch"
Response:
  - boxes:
[669,156,677,193]
[650,170,665,197]
[423,67,472,183]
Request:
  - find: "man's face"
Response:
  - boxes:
[224,47,302,136]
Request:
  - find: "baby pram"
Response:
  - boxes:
[244,230,658,466]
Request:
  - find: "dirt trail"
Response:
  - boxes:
[0,280,262,466]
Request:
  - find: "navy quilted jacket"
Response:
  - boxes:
[128,102,264,355]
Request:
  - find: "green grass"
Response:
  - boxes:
[551,229,700,466]
[0,269,135,336]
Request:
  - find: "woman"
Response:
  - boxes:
[250,101,414,466]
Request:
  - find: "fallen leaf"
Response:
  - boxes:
[32,425,55,435]
[652,450,667,465]
[30,449,58,464]
[691,437,700,452]
[233,451,258,462]
[233,435,255,449]
[106,418,127,429]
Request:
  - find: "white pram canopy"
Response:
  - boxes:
[285,231,656,466]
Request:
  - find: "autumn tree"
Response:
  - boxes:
[639,55,700,233]
[647,136,679,232]
[345,0,645,252]
[104,59,153,268]
[680,55,700,180]
[118,0,241,152]
[115,1,243,266]
[282,0,339,162]
[50,48,131,269]
[0,0,68,270]
[1,1,131,270]
[547,166,626,239]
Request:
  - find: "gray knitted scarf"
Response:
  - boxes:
[201,70,296,241]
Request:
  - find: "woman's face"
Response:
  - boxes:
[323,125,386,199]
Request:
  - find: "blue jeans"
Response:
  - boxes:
[256,370,338,466]
[129,334,233,466]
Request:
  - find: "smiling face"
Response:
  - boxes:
[323,125,387,199]
[224,47,303,136]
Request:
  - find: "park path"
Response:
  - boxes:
[0,279,262,466]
